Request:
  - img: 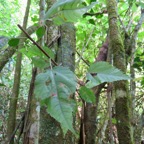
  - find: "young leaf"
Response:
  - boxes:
[19,46,55,60]
[8,38,19,47]
[34,66,77,135]
[43,46,55,60]
[89,19,95,25]
[19,46,42,58]
[79,86,95,103]
[31,57,49,69]
[86,62,130,88]
[36,26,45,38]
[44,0,97,25]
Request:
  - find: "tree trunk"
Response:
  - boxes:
[106,0,134,143]
[6,0,31,143]
[23,68,39,144]
[79,37,109,144]
[39,0,76,143]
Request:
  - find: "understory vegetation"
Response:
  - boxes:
[0,0,144,144]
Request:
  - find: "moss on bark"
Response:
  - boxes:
[106,0,134,143]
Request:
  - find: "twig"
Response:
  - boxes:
[7,113,25,144]
[76,50,90,66]
[84,10,107,16]
[77,26,95,65]
[48,34,61,48]
[17,24,58,66]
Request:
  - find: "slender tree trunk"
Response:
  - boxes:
[23,1,46,143]
[129,9,144,144]
[38,0,64,143]
[57,23,76,143]
[23,68,39,144]
[79,37,109,144]
[6,53,22,144]
[6,0,31,143]
[39,2,76,143]
[106,0,134,143]
[39,23,76,144]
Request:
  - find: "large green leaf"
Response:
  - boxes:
[44,0,97,25]
[34,66,77,135]
[46,97,76,135]
[86,62,130,88]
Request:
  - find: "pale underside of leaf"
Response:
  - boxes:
[44,0,97,24]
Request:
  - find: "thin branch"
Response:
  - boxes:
[76,50,90,66]
[7,113,25,144]
[84,10,107,16]
[130,8,144,115]
[17,24,58,66]
[118,14,127,33]
[77,26,95,65]
[48,34,61,48]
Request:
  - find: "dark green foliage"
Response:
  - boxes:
[8,38,19,47]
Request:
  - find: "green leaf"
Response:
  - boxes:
[35,66,77,99]
[0,83,6,87]
[31,57,49,69]
[44,0,97,25]
[46,97,76,135]
[19,46,55,60]
[36,26,45,38]
[8,38,19,47]
[89,19,95,25]
[112,118,117,124]
[34,66,77,135]
[31,15,39,22]
[43,46,55,60]
[96,13,103,18]
[139,2,144,8]
[86,62,130,88]
[79,86,95,103]
[19,46,42,58]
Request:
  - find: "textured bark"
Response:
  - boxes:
[6,53,22,144]
[23,1,45,143]
[39,0,62,143]
[57,23,76,71]
[40,23,76,144]
[129,9,144,144]
[0,24,39,72]
[58,24,76,144]
[6,0,31,143]
[106,0,134,143]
